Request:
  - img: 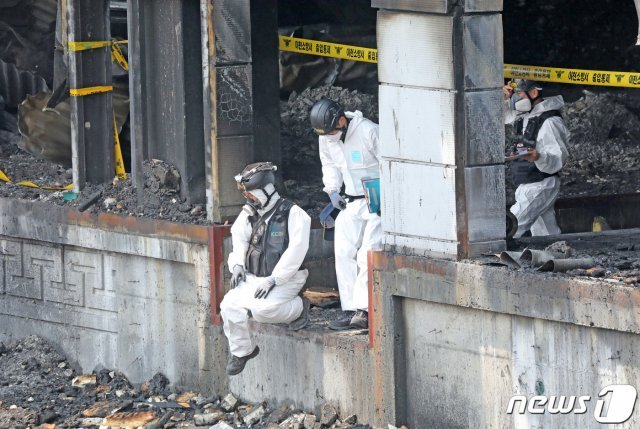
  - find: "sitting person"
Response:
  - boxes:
[220,162,311,375]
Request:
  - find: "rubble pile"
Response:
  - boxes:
[0,336,374,429]
[74,160,207,224]
[493,240,640,286]
[279,85,378,216]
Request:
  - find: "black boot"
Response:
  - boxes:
[350,310,368,329]
[328,311,355,330]
[226,346,260,376]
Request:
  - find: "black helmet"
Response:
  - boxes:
[310,99,344,135]
[511,79,542,93]
[235,162,277,191]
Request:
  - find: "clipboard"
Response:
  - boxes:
[361,178,381,214]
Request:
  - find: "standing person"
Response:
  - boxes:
[309,99,381,330]
[503,79,570,238]
[220,162,311,375]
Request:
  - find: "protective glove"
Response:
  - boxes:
[253,276,276,299]
[230,265,246,288]
[329,191,347,210]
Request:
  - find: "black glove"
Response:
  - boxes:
[230,265,246,288]
[254,276,276,299]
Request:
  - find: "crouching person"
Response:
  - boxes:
[221,162,312,376]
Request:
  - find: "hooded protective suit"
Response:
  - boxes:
[318,110,381,311]
[505,95,570,237]
[220,191,311,357]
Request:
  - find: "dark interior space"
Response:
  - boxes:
[503,0,640,72]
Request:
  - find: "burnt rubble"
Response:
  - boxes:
[0,336,372,429]
[1,85,639,223]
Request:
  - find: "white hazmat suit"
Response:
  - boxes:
[505,95,570,238]
[220,192,311,357]
[319,110,381,311]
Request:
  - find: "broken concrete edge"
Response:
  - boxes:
[370,248,640,335]
[247,319,369,352]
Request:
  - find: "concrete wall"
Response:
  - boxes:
[0,198,362,422]
[371,251,640,428]
[230,323,373,420]
[0,199,227,394]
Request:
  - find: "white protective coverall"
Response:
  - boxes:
[220,192,311,357]
[505,95,570,238]
[319,110,381,311]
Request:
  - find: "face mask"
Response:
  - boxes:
[512,95,532,112]
[325,131,343,143]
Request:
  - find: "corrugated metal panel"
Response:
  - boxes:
[30,0,57,34]
[377,11,454,89]
[0,59,49,109]
[463,14,503,90]
[379,84,455,164]
[380,160,457,241]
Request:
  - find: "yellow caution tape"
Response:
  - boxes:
[504,64,640,89]
[278,36,640,88]
[111,42,129,71]
[0,168,73,191]
[113,113,127,180]
[68,40,128,71]
[278,36,378,64]
[69,85,113,97]
[68,40,128,52]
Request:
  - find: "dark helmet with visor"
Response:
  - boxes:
[309,98,344,135]
[235,162,277,191]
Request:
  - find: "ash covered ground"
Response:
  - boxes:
[0,85,639,222]
[0,336,372,429]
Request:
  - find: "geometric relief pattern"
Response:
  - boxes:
[0,238,116,313]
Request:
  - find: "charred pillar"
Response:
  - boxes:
[201,0,281,222]
[372,1,505,426]
[374,0,505,260]
[127,0,206,205]
[68,0,113,188]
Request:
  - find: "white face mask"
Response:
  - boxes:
[511,93,533,112]
[325,131,343,143]
[514,98,532,112]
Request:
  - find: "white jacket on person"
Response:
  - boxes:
[319,110,380,196]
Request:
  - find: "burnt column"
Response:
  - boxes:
[201,0,281,222]
[127,0,206,205]
[68,0,113,189]
[374,0,505,260]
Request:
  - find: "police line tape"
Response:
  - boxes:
[504,64,640,89]
[278,36,640,89]
[0,169,72,191]
[67,40,127,180]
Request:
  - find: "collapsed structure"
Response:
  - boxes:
[0,1,640,428]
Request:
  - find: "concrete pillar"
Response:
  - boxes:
[68,0,113,188]
[374,0,505,259]
[127,0,206,205]
[201,0,281,222]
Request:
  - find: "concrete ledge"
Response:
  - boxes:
[230,321,373,421]
[372,251,640,334]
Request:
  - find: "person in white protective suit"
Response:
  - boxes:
[503,79,569,238]
[220,162,311,375]
[309,98,381,330]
